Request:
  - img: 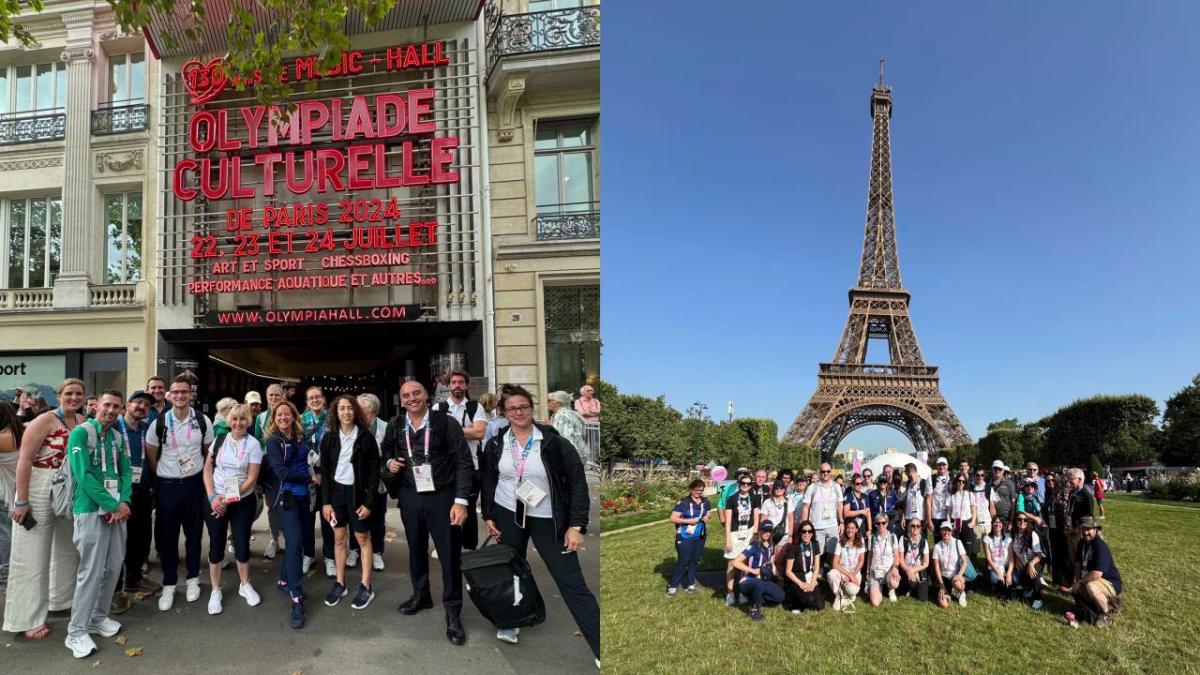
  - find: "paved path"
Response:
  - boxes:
[0,486,600,674]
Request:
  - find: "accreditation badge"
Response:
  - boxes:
[515,479,547,508]
[413,463,435,493]
[223,476,241,502]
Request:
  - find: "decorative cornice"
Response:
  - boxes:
[60,46,95,63]
[95,149,143,173]
[0,157,63,172]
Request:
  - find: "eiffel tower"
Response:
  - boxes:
[783,62,972,462]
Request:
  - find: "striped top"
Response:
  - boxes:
[34,427,70,469]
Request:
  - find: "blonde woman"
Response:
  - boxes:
[202,405,263,614]
[5,379,87,640]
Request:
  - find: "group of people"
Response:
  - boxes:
[0,372,600,668]
[667,458,1122,628]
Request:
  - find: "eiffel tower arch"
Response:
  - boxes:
[783,62,972,462]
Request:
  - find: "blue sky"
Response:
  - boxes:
[600,2,1200,455]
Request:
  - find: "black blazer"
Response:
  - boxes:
[480,423,590,540]
[318,424,380,510]
[379,410,474,501]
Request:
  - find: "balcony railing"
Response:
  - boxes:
[487,5,601,78]
[0,288,54,310]
[535,210,600,241]
[819,363,940,377]
[0,110,65,145]
[92,103,149,135]
[89,284,140,307]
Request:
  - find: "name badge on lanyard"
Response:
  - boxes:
[170,413,197,474]
[96,423,120,504]
[406,421,435,493]
[511,433,547,508]
[221,437,246,501]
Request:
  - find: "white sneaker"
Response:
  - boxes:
[496,627,520,644]
[888,588,898,603]
[431,547,439,560]
[324,559,336,578]
[347,550,359,568]
[239,583,261,607]
[186,578,202,602]
[791,609,801,614]
[159,585,176,611]
[958,591,968,607]
[207,590,223,615]
[833,596,842,611]
[738,593,748,605]
[302,555,315,574]
[65,633,98,659]
[1032,599,1044,610]
[725,592,735,606]
[227,541,235,555]
[373,553,385,571]
[264,539,279,559]
[87,616,122,638]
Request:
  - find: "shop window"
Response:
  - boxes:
[83,351,127,399]
[104,192,143,283]
[534,118,598,216]
[108,53,145,104]
[3,196,62,289]
[544,285,600,395]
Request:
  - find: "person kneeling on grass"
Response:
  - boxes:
[983,518,1014,600]
[1011,513,1045,610]
[866,515,901,606]
[783,520,824,613]
[1062,517,1122,628]
[723,475,760,606]
[897,517,930,602]
[826,519,865,612]
[732,520,785,622]
[933,522,972,608]
[667,480,711,597]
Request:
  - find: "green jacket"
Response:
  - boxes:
[67,420,132,515]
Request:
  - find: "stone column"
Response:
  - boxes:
[53,13,95,309]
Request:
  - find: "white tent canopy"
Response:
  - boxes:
[862,453,931,480]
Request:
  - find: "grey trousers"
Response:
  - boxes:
[0,496,10,584]
[68,512,127,638]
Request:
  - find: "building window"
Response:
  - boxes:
[0,62,66,114]
[108,53,145,104]
[534,118,598,215]
[544,285,600,395]
[104,192,143,284]
[4,197,62,289]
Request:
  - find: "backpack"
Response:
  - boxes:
[54,422,126,518]
[901,535,928,578]
[434,400,480,426]
[155,409,210,458]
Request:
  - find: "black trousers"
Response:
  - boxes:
[495,504,600,659]
[785,581,825,612]
[398,487,462,613]
[204,496,257,564]
[460,471,481,551]
[154,474,205,586]
[899,575,930,602]
[117,486,154,591]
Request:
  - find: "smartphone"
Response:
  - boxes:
[22,513,38,531]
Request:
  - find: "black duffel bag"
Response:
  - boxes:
[461,538,546,630]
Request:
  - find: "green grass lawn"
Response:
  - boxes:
[600,509,671,533]
[601,498,1200,674]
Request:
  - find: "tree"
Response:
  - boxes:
[3,0,391,108]
[1041,394,1160,467]
[1161,374,1200,467]
[986,418,1021,433]
[976,428,1024,472]
[596,381,688,469]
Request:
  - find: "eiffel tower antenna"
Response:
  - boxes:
[784,67,972,462]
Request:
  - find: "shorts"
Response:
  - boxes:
[814,527,839,557]
[724,529,754,560]
[1085,578,1117,604]
[328,482,369,534]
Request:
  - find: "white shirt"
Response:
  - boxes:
[212,434,263,499]
[972,485,992,525]
[834,541,864,573]
[445,397,487,468]
[760,497,792,544]
[335,427,357,486]
[984,534,1012,568]
[804,481,841,530]
[145,409,215,479]
[870,533,898,575]
[948,490,974,521]
[934,538,966,575]
[931,473,951,518]
[496,426,552,519]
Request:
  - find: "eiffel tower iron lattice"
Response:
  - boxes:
[783,63,972,462]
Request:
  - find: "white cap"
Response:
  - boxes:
[936,457,948,465]
[245,391,262,404]
[992,460,1005,469]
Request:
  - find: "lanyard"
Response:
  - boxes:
[90,420,120,474]
[800,544,814,575]
[510,432,535,480]
[990,537,1008,561]
[221,434,249,467]
[405,416,431,461]
[167,409,194,452]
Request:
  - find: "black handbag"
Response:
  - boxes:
[461,537,547,630]
[771,500,789,546]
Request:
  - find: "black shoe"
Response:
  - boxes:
[399,595,434,615]
[289,600,305,629]
[749,606,765,622]
[350,584,375,610]
[446,614,466,645]
[325,582,348,607]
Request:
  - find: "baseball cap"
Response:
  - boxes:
[939,521,953,531]
[936,457,948,466]
[245,391,262,404]
[772,480,786,491]
[758,520,775,532]
[128,389,155,404]
[992,460,1005,469]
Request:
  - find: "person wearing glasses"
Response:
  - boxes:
[1025,462,1046,502]
[983,518,1014,600]
[842,473,871,540]
[866,514,900,606]
[760,479,793,563]
[783,520,824,613]
[897,517,930,602]
[827,519,864,612]
[868,475,899,538]
[480,385,598,663]
[1011,513,1045,610]
[990,460,1018,534]
[667,479,711,597]
[143,375,214,612]
[933,522,970,608]
[898,462,932,534]
[723,474,760,606]
[946,475,977,553]
[731,520,785,622]
[800,463,843,567]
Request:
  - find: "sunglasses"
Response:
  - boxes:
[975,473,985,478]
[739,482,752,487]
[800,529,814,534]
[1016,519,1028,524]
[876,521,888,526]
[853,482,863,486]
[908,524,921,529]
[820,470,831,474]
